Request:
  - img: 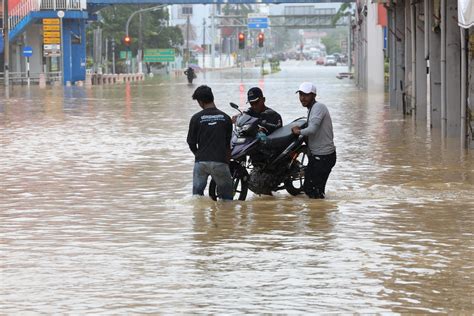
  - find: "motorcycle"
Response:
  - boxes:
[209,102,308,201]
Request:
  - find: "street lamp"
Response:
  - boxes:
[125,4,166,74]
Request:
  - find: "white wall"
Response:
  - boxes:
[366,2,384,92]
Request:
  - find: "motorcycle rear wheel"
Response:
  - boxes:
[209,163,249,201]
[284,145,308,196]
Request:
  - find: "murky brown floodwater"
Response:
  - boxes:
[1,60,473,313]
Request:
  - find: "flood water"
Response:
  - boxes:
[1,60,473,313]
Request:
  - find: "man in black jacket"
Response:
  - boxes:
[233,87,283,135]
[187,85,233,200]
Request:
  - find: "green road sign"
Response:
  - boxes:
[120,51,131,59]
[144,49,175,62]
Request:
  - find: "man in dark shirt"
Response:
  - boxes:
[187,85,233,201]
[233,87,283,135]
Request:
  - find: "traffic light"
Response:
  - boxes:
[238,32,245,49]
[123,35,131,46]
[258,32,264,48]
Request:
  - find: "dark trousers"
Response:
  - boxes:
[304,151,336,199]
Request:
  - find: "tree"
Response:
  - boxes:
[87,5,183,68]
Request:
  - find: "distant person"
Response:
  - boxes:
[291,82,336,199]
[233,87,283,135]
[187,85,233,201]
[184,66,196,84]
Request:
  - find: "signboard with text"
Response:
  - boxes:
[247,13,269,29]
[143,49,175,62]
[43,18,61,55]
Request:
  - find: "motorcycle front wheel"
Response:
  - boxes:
[209,162,249,201]
[284,145,308,196]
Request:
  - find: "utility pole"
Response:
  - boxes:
[105,37,109,73]
[202,18,206,69]
[186,15,190,65]
[3,0,9,87]
[138,9,143,73]
[211,4,215,68]
[112,37,116,74]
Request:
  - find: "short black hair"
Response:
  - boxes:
[192,85,214,103]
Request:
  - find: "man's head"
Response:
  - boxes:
[192,85,214,108]
[296,82,317,108]
[247,87,266,113]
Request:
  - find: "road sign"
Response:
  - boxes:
[143,49,175,62]
[43,18,61,46]
[43,24,60,31]
[43,44,61,57]
[247,14,269,29]
[23,46,33,57]
[44,37,61,44]
[119,51,132,59]
[43,18,60,25]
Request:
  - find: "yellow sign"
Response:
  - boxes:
[44,37,61,44]
[43,18,60,25]
[44,31,61,38]
[43,24,60,31]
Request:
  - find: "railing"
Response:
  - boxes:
[0,71,62,85]
[7,0,86,36]
[40,0,86,10]
[8,0,40,31]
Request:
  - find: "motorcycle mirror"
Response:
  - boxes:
[229,102,242,114]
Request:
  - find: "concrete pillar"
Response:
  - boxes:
[429,0,442,128]
[445,0,461,137]
[404,0,413,115]
[388,8,396,107]
[395,0,406,112]
[367,2,385,92]
[415,1,427,121]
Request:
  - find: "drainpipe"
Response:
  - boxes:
[3,0,9,87]
[424,0,429,60]
[440,0,446,137]
[460,28,467,148]
[411,0,416,115]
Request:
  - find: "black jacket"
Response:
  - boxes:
[245,106,283,134]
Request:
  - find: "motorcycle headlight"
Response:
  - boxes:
[235,137,247,144]
[241,124,252,131]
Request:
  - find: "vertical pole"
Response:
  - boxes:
[186,15,190,65]
[60,15,64,84]
[112,37,116,74]
[3,0,10,87]
[211,4,215,68]
[26,57,30,86]
[138,10,143,73]
[460,28,466,148]
[105,37,108,73]
[410,1,416,115]
[440,0,446,138]
[348,15,352,72]
[202,18,206,69]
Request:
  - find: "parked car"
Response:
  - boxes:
[324,55,337,66]
[316,57,325,65]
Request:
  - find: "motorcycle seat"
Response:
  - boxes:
[265,119,306,148]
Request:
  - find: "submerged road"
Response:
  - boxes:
[1,60,473,313]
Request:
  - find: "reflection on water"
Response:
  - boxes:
[1,61,473,313]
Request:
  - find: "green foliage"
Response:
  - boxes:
[332,3,352,26]
[321,28,347,55]
[88,5,183,53]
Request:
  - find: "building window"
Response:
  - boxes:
[181,6,193,15]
